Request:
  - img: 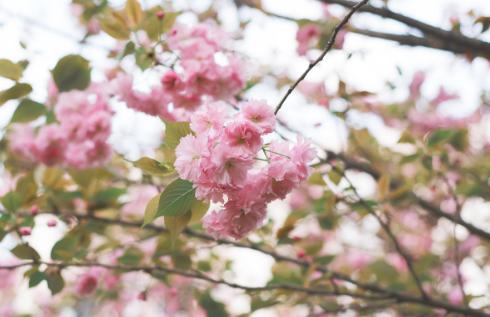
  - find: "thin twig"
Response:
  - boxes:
[308,300,400,316]
[274,0,369,115]
[327,164,427,299]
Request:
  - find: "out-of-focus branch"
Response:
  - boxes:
[274,0,369,115]
[327,164,427,299]
[307,300,399,316]
[2,260,489,316]
[318,0,490,58]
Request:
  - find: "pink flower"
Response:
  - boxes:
[267,139,292,161]
[211,55,247,101]
[409,71,425,99]
[183,60,218,97]
[212,145,254,186]
[431,87,459,106]
[137,292,147,301]
[7,124,37,162]
[448,286,464,304]
[296,24,321,56]
[121,185,159,217]
[291,136,317,181]
[221,121,263,157]
[174,134,212,183]
[47,220,57,227]
[30,205,38,215]
[75,272,99,297]
[19,227,31,236]
[234,99,276,135]
[190,101,229,139]
[202,210,227,239]
[160,70,185,94]
[35,124,67,166]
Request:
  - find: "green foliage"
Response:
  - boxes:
[146,11,180,41]
[52,55,92,92]
[2,191,24,213]
[127,157,176,176]
[155,178,197,218]
[196,291,229,317]
[9,99,46,124]
[165,210,192,242]
[125,0,142,26]
[46,272,65,295]
[51,236,80,261]
[0,83,32,106]
[159,117,194,150]
[118,246,144,265]
[11,244,40,261]
[29,271,47,288]
[189,199,210,223]
[0,59,24,81]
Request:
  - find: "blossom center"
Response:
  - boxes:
[251,115,260,123]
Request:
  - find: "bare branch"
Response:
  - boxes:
[318,0,490,58]
[274,0,369,115]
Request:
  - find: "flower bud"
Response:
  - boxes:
[47,220,57,227]
[30,205,38,215]
[296,249,306,258]
[137,292,147,301]
[156,11,164,20]
[20,227,32,236]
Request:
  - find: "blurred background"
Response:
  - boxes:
[1,0,490,316]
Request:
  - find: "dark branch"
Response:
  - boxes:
[318,0,490,58]
[274,0,369,115]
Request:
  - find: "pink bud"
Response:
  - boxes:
[20,227,31,236]
[156,11,164,20]
[47,220,57,227]
[30,205,38,215]
[297,249,306,258]
[137,292,147,301]
[293,235,302,241]
[170,287,178,296]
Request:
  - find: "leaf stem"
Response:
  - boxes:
[262,148,270,164]
[264,149,290,159]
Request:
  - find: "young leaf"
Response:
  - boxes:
[116,41,135,61]
[428,129,452,147]
[2,191,24,213]
[189,199,210,223]
[52,55,91,92]
[146,11,180,41]
[143,193,162,227]
[10,99,46,124]
[377,173,390,200]
[328,170,342,185]
[127,157,176,176]
[0,83,32,106]
[165,210,192,243]
[46,273,65,295]
[155,179,196,218]
[159,117,194,150]
[125,0,142,26]
[51,236,80,261]
[11,244,40,261]
[313,255,336,266]
[29,271,47,288]
[0,59,23,81]
[118,246,144,265]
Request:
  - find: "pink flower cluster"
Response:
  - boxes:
[111,23,246,122]
[173,100,317,240]
[9,83,113,169]
[296,24,321,56]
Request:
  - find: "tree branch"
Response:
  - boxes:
[1,260,488,316]
[318,0,490,58]
[274,0,369,115]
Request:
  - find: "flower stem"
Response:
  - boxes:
[262,148,271,164]
[253,157,268,162]
[264,149,290,159]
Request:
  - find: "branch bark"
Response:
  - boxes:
[318,0,490,58]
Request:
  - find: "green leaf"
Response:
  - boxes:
[16,173,38,204]
[118,246,144,265]
[189,199,210,223]
[165,210,192,244]
[11,244,40,261]
[328,169,342,185]
[68,168,94,189]
[159,117,194,150]
[0,83,32,107]
[197,291,229,317]
[156,178,196,218]
[95,188,126,200]
[0,59,23,81]
[307,172,327,186]
[399,153,420,165]
[251,298,280,312]
[29,271,47,288]
[9,99,46,124]
[127,157,176,176]
[46,273,65,295]
[2,191,24,213]
[448,130,468,152]
[135,47,151,71]
[377,173,390,200]
[313,255,335,266]
[146,11,180,41]
[125,0,142,26]
[171,253,192,270]
[369,260,398,282]
[428,129,452,147]
[52,55,92,93]
[143,193,162,227]
[99,19,131,40]
[51,236,80,261]
[116,41,135,61]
